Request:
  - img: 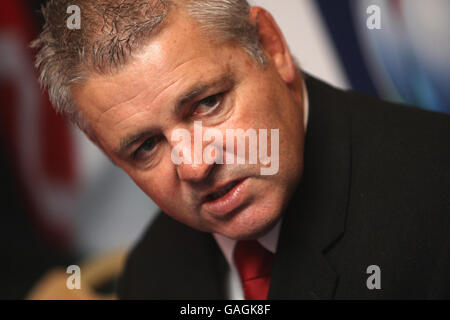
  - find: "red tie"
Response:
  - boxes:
[233,240,274,300]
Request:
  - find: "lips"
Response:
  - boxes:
[202,178,249,218]
[205,180,241,202]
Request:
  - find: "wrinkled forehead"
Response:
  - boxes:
[74,10,231,112]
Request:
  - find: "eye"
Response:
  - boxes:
[133,136,160,161]
[193,93,224,115]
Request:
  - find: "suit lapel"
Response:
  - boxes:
[268,75,352,299]
[138,213,229,299]
[171,230,229,299]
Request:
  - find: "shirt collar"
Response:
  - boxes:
[213,218,282,267]
[303,76,309,129]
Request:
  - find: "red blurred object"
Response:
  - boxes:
[0,0,77,249]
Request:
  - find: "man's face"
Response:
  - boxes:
[72,10,305,240]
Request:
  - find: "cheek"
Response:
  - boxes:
[232,88,279,129]
[127,164,179,211]
[249,77,287,120]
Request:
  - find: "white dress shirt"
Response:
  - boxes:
[213,78,310,299]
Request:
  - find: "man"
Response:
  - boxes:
[33,0,449,299]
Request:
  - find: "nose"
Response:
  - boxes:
[176,161,214,183]
[169,125,216,183]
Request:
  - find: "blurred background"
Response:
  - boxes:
[0,0,449,299]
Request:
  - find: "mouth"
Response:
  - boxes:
[205,180,241,202]
[201,178,249,218]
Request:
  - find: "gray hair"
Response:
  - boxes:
[32,0,266,133]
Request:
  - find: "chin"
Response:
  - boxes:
[215,196,283,240]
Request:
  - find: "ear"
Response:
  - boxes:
[249,7,296,84]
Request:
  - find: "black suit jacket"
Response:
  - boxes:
[118,76,450,299]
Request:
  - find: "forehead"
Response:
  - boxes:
[74,10,238,124]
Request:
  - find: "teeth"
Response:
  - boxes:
[208,181,239,201]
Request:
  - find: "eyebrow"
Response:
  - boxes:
[116,73,234,157]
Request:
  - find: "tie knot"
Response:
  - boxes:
[233,240,274,282]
